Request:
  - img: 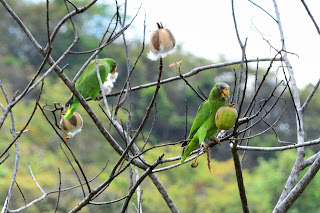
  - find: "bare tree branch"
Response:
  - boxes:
[1,92,19,213]
[301,78,320,112]
[231,142,249,213]
[107,57,282,98]
[300,0,320,35]
[234,138,320,152]
[272,0,306,210]
[54,168,62,213]
[273,152,320,212]
[120,155,164,213]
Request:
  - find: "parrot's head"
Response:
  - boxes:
[215,82,230,100]
[106,58,117,74]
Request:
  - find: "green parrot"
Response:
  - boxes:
[64,58,117,120]
[181,82,230,164]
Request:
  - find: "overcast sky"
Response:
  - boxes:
[122,0,320,89]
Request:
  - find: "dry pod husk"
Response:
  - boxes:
[215,106,238,130]
[60,112,83,140]
[148,22,176,61]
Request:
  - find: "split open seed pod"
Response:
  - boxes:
[60,112,83,140]
[148,22,176,61]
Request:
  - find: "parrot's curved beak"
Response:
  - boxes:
[110,69,117,74]
[221,88,229,99]
[221,87,230,104]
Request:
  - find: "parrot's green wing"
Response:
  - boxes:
[187,101,212,140]
[180,101,212,163]
[75,62,109,100]
[64,58,117,120]
[181,82,230,164]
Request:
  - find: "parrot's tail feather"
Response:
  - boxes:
[64,102,80,120]
[180,153,189,164]
[182,128,199,147]
[180,138,198,164]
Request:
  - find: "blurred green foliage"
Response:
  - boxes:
[1,0,320,212]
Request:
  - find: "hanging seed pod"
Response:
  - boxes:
[148,22,176,61]
[215,106,238,130]
[59,112,83,140]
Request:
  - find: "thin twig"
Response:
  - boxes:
[135,166,143,213]
[300,0,320,35]
[29,164,45,194]
[131,58,163,145]
[49,0,97,43]
[37,103,91,194]
[72,4,140,84]
[301,78,320,112]
[248,0,277,22]
[234,138,320,152]
[114,9,146,118]
[15,181,26,206]
[120,155,164,213]
[106,58,282,98]
[0,154,9,165]
[1,82,19,213]
[59,144,86,197]
[54,168,62,213]
[45,0,51,53]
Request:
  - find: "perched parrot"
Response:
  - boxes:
[64,58,117,120]
[181,82,230,164]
